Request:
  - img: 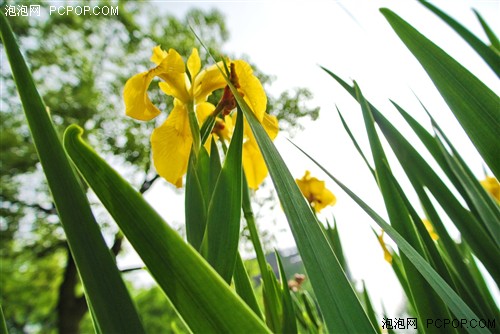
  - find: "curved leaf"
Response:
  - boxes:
[63,125,269,334]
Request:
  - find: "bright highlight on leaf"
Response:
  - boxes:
[296,170,336,212]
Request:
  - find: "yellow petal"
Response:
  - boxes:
[158,49,190,103]
[316,186,336,212]
[187,48,201,80]
[151,100,192,187]
[196,101,215,125]
[150,45,168,65]
[233,60,267,122]
[124,70,162,121]
[243,139,269,189]
[480,176,500,203]
[262,113,279,140]
[193,62,226,104]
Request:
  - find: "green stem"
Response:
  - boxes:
[242,176,268,278]
[187,100,201,155]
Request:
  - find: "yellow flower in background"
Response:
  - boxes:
[295,171,336,212]
[480,176,500,204]
[377,231,393,264]
[422,219,439,241]
[124,46,276,188]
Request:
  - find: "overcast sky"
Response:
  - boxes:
[128,0,500,315]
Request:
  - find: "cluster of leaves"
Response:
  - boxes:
[1,1,498,334]
[0,1,319,332]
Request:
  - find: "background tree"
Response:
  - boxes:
[0,1,319,332]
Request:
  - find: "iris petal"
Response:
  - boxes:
[187,48,201,80]
[124,70,162,121]
[158,49,190,103]
[151,100,192,187]
[233,60,267,122]
[193,63,226,104]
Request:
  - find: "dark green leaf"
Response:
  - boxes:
[380,8,500,179]
[0,13,145,334]
[205,107,244,283]
[223,72,375,333]
[418,1,500,76]
[63,125,270,333]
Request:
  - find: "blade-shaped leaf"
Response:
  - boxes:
[355,83,452,326]
[205,107,244,283]
[473,9,500,53]
[0,13,145,334]
[63,125,269,334]
[276,251,298,334]
[223,72,376,333]
[380,8,500,179]
[185,148,209,251]
[292,144,488,334]
[322,69,500,284]
[418,1,500,76]
[233,253,263,319]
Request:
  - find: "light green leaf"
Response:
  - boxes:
[63,125,270,334]
[0,13,145,334]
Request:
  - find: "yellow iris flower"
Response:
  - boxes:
[480,176,500,204]
[124,46,277,188]
[295,171,336,212]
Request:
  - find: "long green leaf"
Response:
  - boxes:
[380,8,500,179]
[63,125,269,334]
[418,1,500,76]
[0,305,7,334]
[322,69,500,284]
[473,9,500,53]
[292,144,488,334]
[205,107,244,283]
[276,251,298,334]
[355,83,452,329]
[233,253,263,319]
[185,148,208,251]
[223,73,376,333]
[0,13,145,334]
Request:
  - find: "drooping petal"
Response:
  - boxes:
[243,139,269,189]
[193,62,226,104]
[151,100,192,187]
[124,69,163,121]
[187,48,201,80]
[233,60,267,122]
[150,45,168,65]
[158,49,190,103]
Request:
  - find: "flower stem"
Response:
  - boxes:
[187,100,201,155]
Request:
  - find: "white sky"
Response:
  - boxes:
[123,0,500,318]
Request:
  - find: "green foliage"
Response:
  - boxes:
[3,1,498,334]
[1,2,319,332]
